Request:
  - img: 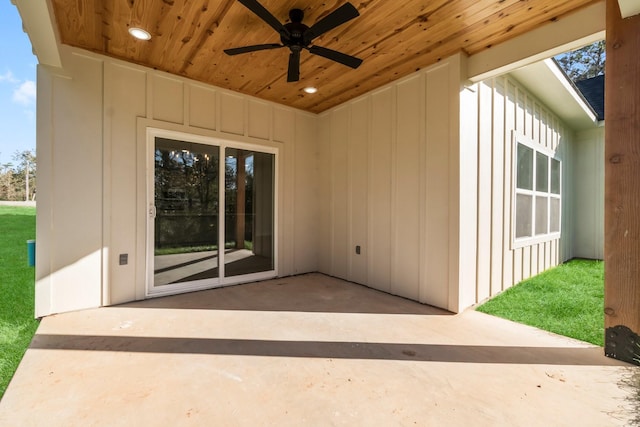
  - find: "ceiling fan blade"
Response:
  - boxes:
[308,45,363,69]
[237,0,289,37]
[224,44,283,55]
[304,2,359,44]
[287,50,301,82]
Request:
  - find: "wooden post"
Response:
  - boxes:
[604,0,640,366]
[235,151,246,250]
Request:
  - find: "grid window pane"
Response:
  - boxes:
[516,194,533,238]
[535,196,548,235]
[550,197,560,233]
[551,158,561,194]
[536,152,548,191]
[517,144,534,190]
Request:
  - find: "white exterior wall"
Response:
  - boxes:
[35,46,318,317]
[572,127,605,259]
[35,44,595,317]
[461,75,576,305]
[318,55,464,312]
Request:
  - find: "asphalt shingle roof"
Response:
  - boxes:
[575,75,605,121]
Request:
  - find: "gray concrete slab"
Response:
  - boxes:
[1,273,638,426]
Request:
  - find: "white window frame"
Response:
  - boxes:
[511,131,561,249]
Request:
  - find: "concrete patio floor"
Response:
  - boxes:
[1,273,637,426]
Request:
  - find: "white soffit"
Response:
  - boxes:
[12,0,62,68]
[618,0,640,18]
[509,59,598,131]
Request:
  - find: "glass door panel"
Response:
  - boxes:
[153,138,219,286]
[224,148,275,277]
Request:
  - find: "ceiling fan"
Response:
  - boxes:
[224,0,363,82]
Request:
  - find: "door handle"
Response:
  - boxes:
[149,205,156,218]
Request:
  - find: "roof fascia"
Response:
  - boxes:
[543,58,599,124]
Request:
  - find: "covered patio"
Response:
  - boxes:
[0,274,635,426]
[7,0,639,367]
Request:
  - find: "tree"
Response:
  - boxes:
[0,150,36,201]
[0,162,17,201]
[555,40,605,82]
[12,150,36,201]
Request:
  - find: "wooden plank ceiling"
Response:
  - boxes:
[50,0,599,113]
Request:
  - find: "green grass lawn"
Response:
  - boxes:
[476,258,604,346]
[0,205,39,399]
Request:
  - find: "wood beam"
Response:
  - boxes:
[604,0,640,366]
[467,2,605,83]
[12,0,62,68]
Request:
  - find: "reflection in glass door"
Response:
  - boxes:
[224,148,275,278]
[153,138,219,287]
[148,131,277,296]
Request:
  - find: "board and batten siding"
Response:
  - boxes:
[35,44,588,317]
[463,75,576,305]
[35,46,318,317]
[572,127,605,260]
[318,55,463,312]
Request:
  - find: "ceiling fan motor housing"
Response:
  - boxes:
[283,9,309,49]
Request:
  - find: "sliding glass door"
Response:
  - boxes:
[224,148,275,277]
[152,138,220,287]
[147,130,276,296]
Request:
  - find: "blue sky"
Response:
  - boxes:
[0,2,37,166]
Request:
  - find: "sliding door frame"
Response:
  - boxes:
[145,127,278,298]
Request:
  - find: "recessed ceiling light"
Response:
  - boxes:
[303,87,318,94]
[128,27,151,41]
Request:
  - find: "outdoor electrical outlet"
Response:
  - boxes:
[119,254,128,265]
[356,245,361,255]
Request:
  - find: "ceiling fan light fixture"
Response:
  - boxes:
[303,86,318,94]
[128,27,151,41]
